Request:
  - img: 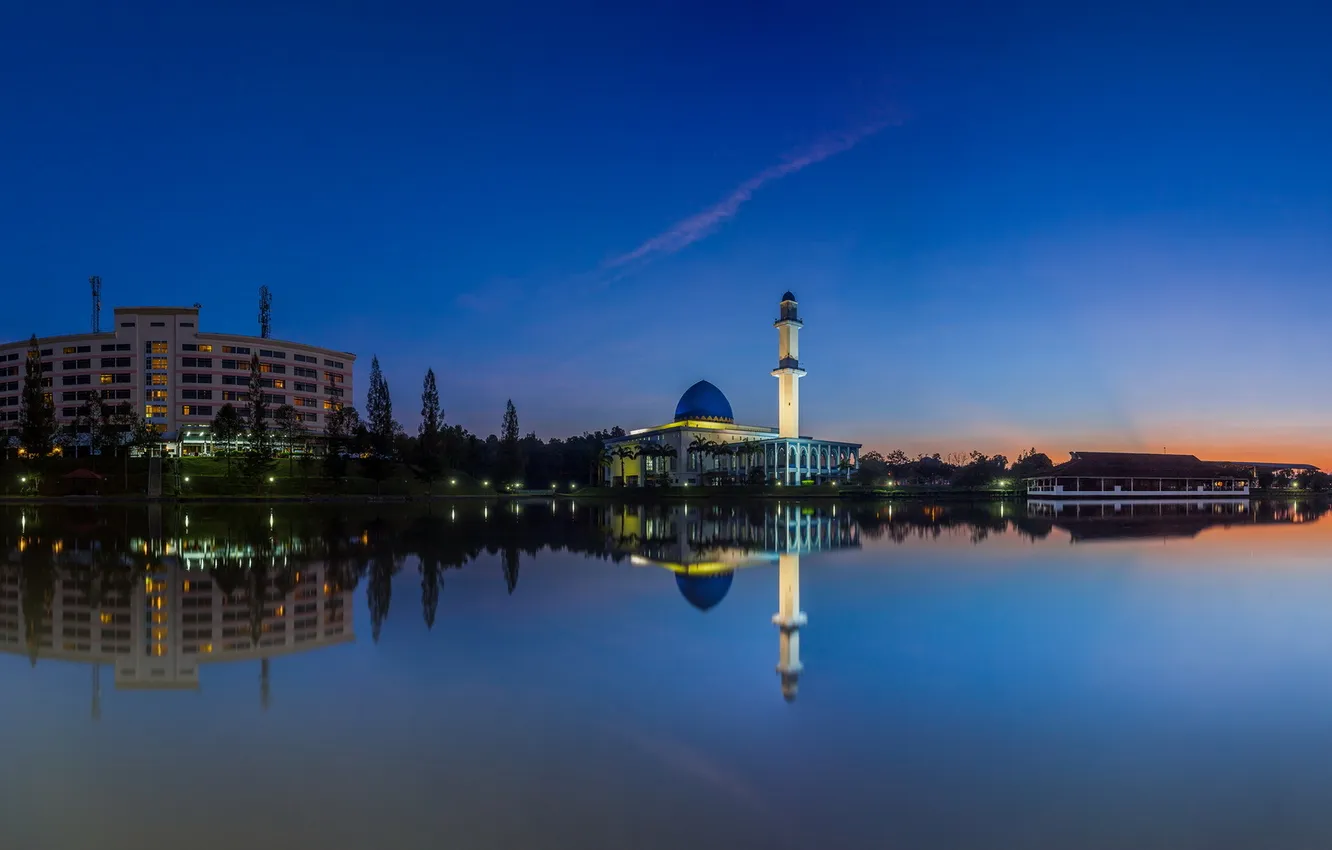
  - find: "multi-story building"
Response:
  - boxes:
[0,305,355,445]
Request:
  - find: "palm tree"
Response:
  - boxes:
[593,446,613,486]
[688,436,711,481]
[713,442,735,483]
[658,444,679,485]
[614,444,640,485]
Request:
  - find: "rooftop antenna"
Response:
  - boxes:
[89,275,102,333]
[258,285,272,339]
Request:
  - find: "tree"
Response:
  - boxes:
[364,356,400,494]
[238,353,276,488]
[322,405,360,486]
[77,395,116,466]
[414,368,445,494]
[1010,448,1054,481]
[613,444,639,485]
[688,435,711,479]
[18,335,55,459]
[496,399,523,486]
[273,404,303,476]
[855,450,890,485]
[210,403,244,475]
[952,451,997,487]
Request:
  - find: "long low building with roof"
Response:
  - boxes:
[1025,451,1252,498]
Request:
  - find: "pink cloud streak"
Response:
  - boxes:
[604,118,894,269]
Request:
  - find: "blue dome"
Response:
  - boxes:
[674,380,734,423]
[675,571,735,612]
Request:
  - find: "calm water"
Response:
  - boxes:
[4,498,1332,849]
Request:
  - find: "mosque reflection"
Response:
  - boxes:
[606,503,860,700]
[2,497,1325,714]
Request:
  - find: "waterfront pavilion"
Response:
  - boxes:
[1026,452,1251,498]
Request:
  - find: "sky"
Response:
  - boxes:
[2,1,1331,464]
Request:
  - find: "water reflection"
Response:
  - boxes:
[2,498,1327,713]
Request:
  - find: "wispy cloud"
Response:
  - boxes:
[604,117,896,271]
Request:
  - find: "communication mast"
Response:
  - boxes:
[90,275,102,333]
[259,285,272,339]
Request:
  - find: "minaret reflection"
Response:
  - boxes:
[773,552,806,702]
[610,502,858,702]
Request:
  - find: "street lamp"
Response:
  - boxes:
[450,478,457,486]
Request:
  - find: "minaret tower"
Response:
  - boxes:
[773,552,806,702]
[772,291,806,440]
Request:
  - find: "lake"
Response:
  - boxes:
[3,498,1332,849]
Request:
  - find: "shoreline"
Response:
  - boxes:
[0,488,1311,505]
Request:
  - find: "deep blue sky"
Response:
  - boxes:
[3,2,1330,461]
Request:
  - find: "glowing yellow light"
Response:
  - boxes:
[100,612,113,624]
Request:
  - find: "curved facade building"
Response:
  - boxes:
[0,305,354,446]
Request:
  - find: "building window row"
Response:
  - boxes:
[259,348,286,359]
[147,341,168,354]
[62,345,92,354]
[180,374,213,384]
[101,343,132,352]
[181,405,213,416]
[181,389,213,400]
[147,357,169,370]
[181,343,214,352]
[181,357,213,367]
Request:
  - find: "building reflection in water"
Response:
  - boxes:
[2,497,1325,713]
[0,507,355,718]
[606,502,860,701]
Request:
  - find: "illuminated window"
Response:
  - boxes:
[149,357,168,370]
[181,405,192,416]
[99,374,113,384]
[274,605,285,617]
[149,341,168,354]
[151,611,168,624]
[151,374,168,385]
[148,389,167,401]
[100,612,113,624]
[63,346,77,354]
[271,378,285,389]
[197,344,213,353]
[200,643,213,653]
[150,644,167,657]
[152,627,168,640]
[145,404,167,417]
[259,362,272,373]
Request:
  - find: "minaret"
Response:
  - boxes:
[773,552,806,702]
[772,291,806,440]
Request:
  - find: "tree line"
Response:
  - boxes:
[854,448,1056,487]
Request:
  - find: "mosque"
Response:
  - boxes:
[604,292,861,486]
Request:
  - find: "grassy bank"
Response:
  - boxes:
[0,455,497,500]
